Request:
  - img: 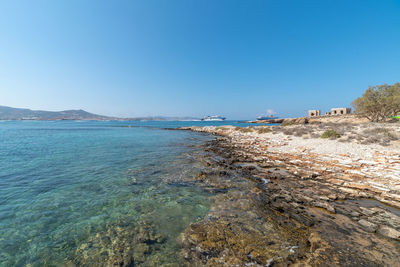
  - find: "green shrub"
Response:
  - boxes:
[321,130,341,139]
[281,120,296,126]
[256,127,272,134]
[241,128,253,133]
[235,127,253,133]
[352,82,400,122]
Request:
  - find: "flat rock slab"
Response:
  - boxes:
[378,226,400,240]
[358,219,378,232]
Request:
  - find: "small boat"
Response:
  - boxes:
[257,115,278,120]
[201,115,226,121]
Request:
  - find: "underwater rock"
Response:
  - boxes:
[72,222,165,266]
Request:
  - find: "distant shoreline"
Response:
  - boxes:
[0,105,202,121]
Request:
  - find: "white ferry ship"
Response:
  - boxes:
[256,115,278,120]
[201,115,226,121]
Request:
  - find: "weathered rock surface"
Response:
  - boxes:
[177,125,400,266]
[378,226,400,240]
[358,219,378,232]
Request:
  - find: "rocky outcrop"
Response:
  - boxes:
[246,117,304,124]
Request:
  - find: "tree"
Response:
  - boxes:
[352,83,400,122]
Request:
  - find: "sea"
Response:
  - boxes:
[0,120,266,266]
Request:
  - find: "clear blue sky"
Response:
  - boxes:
[0,0,399,119]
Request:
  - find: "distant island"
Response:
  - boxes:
[0,105,199,121]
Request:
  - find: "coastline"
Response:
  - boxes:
[177,124,400,266]
[2,120,399,265]
[245,114,371,125]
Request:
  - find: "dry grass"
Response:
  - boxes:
[359,127,399,145]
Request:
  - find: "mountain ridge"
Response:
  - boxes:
[0,105,113,120]
[0,105,200,121]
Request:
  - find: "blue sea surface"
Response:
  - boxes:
[1,120,262,266]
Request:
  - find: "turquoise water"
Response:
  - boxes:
[0,120,243,266]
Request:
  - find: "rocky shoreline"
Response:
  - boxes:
[246,114,370,125]
[177,125,400,266]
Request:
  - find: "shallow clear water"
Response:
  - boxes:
[0,120,230,266]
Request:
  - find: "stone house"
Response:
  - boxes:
[308,110,321,117]
[331,108,351,115]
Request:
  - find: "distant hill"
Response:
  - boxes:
[0,105,113,120]
[0,105,200,121]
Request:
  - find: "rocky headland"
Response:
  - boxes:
[247,114,371,125]
[177,123,400,266]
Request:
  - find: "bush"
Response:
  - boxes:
[294,127,308,136]
[235,127,253,133]
[362,128,399,141]
[271,126,281,134]
[281,120,296,126]
[321,130,341,139]
[256,127,272,134]
[352,82,400,122]
[283,129,294,135]
[241,128,253,133]
[361,137,380,144]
